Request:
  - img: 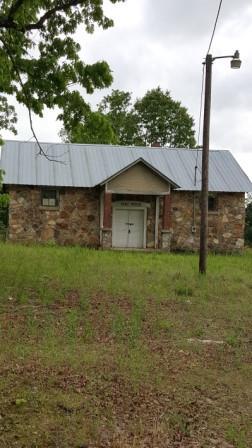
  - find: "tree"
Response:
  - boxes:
[61,111,117,144]
[62,87,196,147]
[0,170,9,239]
[98,88,196,147]
[0,0,123,150]
[98,89,141,145]
[0,97,17,144]
[245,194,252,246]
[134,87,196,147]
[61,89,142,145]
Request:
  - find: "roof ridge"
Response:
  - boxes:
[1,139,230,152]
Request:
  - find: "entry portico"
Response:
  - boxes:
[100,158,178,250]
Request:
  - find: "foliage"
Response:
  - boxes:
[0,192,9,208]
[0,0,124,140]
[0,165,5,185]
[0,174,9,237]
[0,169,9,238]
[98,89,141,145]
[0,168,3,187]
[245,192,252,207]
[62,87,196,147]
[134,87,196,147]
[61,110,117,144]
[0,96,17,142]
[245,201,252,246]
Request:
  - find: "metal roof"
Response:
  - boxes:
[0,140,252,192]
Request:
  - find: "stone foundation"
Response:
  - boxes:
[101,229,112,249]
[161,230,172,250]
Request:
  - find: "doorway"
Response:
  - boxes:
[112,208,145,248]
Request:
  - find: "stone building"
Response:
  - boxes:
[1,140,251,252]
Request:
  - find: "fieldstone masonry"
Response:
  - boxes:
[161,230,172,250]
[170,191,245,252]
[8,186,100,246]
[101,229,112,249]
[7,186,245,252]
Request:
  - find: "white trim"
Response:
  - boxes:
[99,190,104,244]
[106,188,170,195]
[112,204,147,249]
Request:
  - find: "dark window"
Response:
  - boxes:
[208,194,217,212]
[41,189,59,207]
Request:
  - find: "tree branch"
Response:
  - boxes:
[0,0,83,31]
[25,0,81,31]
[0,34,65,163]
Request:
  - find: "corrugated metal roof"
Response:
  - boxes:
[0,140,252,192]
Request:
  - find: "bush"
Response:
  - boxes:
[245,202,252,246]
[0,193,9,240]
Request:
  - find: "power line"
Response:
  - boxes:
[194,63,205,186]
[207,0,223,55]
[194,0,224,185]
[197,64,205,147]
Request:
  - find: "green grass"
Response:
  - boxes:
[0,243,251,447]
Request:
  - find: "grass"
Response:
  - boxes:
[0,243,251,447]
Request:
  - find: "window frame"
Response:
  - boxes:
[208,193,218,213]
[41,188,59,208]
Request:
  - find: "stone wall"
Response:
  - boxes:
[170,191,245,252]
[8,186,100,246]
[7,186,245,252]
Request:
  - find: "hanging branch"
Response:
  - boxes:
[0,34,65,163]
[0,0,82,31]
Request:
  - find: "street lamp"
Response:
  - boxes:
[199,50,242,274]
[230,51,242,69]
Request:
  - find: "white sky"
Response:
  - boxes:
[2,0,252,181]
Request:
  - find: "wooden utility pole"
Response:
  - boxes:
[199,54,213,274]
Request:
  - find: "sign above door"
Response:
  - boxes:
[112,201,151,208]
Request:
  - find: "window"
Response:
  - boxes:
[41,189,59,207]
[208,194,217,212]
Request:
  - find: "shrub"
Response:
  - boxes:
[245,202,252,246]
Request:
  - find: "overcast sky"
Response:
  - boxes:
[3,0,252,180]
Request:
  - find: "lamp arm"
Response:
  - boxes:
[212,55,234,61]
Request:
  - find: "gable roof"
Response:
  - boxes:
[100,157,179,188]
[0,140,252,192]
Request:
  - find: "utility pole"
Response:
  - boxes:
[199,54,212,274]
[199,51,241,274]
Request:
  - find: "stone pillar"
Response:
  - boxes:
[161,193,172,250]
[101,192,112,249]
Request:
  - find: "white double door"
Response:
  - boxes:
[112,208,145,248]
